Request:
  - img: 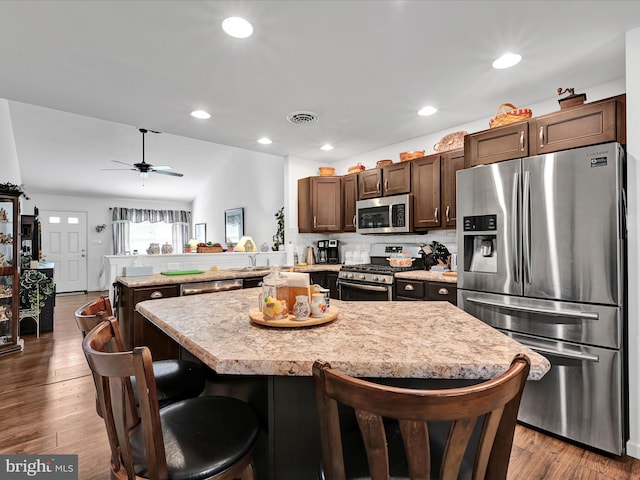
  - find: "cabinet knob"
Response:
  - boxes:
[538,127,544,148]
[438,288,449,295]
[445,205,450,223]
[434,207,439,222]
[313,216,317,228]
[384,179,389,192]
[376,181,381,193]
[352,214,357,228]
[520,130,525,151]
[150,291,164,299]
[404,284,414,291]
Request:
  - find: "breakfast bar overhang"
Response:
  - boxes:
[136,288,550,479]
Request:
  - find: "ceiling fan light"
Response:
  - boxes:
[190,110,211,119]
[222,17,253,39]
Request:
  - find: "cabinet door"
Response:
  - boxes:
[326,272,339,299]
[311,177,342,232]
[441,149,464,229]
[358,169,382,199]
[298,177,313,234]
[412,154,441,230]
[395,279,424,300]
[530,96,625,155]
[0,194,20,354]
[464,122,528,167]
[342,174,358,232]
[132,285,179,352]
[382,162,411,196]
[425,282,457,305]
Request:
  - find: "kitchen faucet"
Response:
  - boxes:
[249,254,258,268]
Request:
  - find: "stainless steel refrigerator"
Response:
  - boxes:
[457,142,627,455]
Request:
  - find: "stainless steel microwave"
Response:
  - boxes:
[356,194,413,234]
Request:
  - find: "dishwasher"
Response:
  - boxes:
[180,279,243,296]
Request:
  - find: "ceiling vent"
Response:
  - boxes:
[286,111,318,125]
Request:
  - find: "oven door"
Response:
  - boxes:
[338,280,392,301]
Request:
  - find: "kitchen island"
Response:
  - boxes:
[136,288,550,480]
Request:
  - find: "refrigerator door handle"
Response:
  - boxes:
[522,170,532,284]
[526,344,599,363]
[466,297,600,320]
[512,172,520,282]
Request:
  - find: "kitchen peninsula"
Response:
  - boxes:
[136,288,550,479]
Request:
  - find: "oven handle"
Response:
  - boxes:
[522,344,599,363]
[466,297,599,320]
[338,281,390,293]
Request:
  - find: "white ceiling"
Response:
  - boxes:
[2,0,640,202]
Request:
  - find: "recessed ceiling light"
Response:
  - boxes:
[190,110,211,120]
[222,17,253,39]
[417,106,437,116]
[320,144,334,151]
[258,137,272,145]
[492,53,522,69]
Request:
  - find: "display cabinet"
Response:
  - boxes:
[0,192,22,354]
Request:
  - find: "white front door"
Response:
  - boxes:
[40,210,88,293]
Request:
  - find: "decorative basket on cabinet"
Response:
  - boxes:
[489,103,532,128]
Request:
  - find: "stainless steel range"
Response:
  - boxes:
[338,243,423,301]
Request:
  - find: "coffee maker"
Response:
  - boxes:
[327,239,340,264]
[317,240,329,264]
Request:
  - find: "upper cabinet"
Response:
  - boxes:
[464,122,529,168]
[465,94,626,168]
[342,174,358,232]
[440,149,465,229]
[358,162,411,199]
[529,94,625,155]
[0,193,22,355]
[298,176,343,233]
[411,154,441,230]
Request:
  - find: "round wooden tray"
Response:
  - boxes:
[249,307,338,328]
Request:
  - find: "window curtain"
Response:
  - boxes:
[110,207,192,255]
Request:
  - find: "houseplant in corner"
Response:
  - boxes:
[272,206,284,251]
[19,269,55,315]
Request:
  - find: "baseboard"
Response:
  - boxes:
[626,440,640,459]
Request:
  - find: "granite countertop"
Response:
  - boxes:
[117,263,342,287]
[136,288,550,381]
[394,270,458,284]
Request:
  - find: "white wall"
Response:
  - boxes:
[625,27,640,459]
[22,193,190,292]
[0,98,21,185]
[191,147,285,251]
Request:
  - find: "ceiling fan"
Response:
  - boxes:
[102,128,184,179]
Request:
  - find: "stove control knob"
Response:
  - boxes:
[347,272,354,279]
[359,274,366,280]
[373,276,379,282]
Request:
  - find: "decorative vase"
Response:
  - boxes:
[293,295,310,321]
[161,243,173,254]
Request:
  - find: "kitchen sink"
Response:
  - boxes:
[227,267,271,273]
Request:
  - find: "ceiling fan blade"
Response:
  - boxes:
[151,165,173,171]
[152,169,184,177]
[100,168,138,171]
[111,159,134,166]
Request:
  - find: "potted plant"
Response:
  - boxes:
[272,206,284,251]
[19,269,55,314]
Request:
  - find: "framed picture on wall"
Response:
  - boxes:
[224,208,244,245]
[195,223,206,243]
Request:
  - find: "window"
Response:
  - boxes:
[129,221,174,254]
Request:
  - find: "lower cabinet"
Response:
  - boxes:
[310,272,339,299]
[395,279,457,305]
[116,283,181,359]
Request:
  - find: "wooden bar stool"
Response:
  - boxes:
[313,354,530,480]
[83,317,259,480]
[75,295,206,409]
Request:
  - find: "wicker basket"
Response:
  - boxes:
[318,167,335,176]
[347,163,366,174]
[376,159,393,168]
[489,103,532,128]
[197,246,223,253]
[434,131,467,152]
[399,150,425,162]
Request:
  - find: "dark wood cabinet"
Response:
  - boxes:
[529,94,625,155]
[326,272,339,299]
[298,176,343,233]
[440,149,464,229]
[464,94,626,168]
[342,174,358,232]
[395,278,457,305]
[412,154,441,230]
[358,162,411,200]
[464,122,529,168]
[117,283,180,359]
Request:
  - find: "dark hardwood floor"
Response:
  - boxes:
[1,291,639,479]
